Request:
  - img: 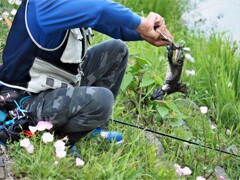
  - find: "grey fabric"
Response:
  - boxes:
[22,39,128,141]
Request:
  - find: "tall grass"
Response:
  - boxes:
[117,0,239,129]
[182,32,240,129]
[0,0,239,179]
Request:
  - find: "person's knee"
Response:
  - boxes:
[78,87,114,125]
[92,87,114,119]
[110,39,129,57]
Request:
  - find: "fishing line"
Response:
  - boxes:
[111,119,240,159]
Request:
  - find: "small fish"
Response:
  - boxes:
[151,43,188,100]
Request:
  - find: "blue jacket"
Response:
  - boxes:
[0,0,142,92]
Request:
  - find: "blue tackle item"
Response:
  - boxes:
[67,146,81,158]
[0,111,7,123]
[90,127,123,144]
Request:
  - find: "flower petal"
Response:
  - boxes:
[54,140,66,151]
[76,158,85,167]
[29,126,37,133]
[54,161,59,166]
[42,132,54,143]
[200,106,208,114]
[181,167,192,175]
[56,150,66,159]
[183,47,191,52]
[8,0,15,5]
[186,69,196,76]
[217,176,225,180]
[10,9,17,16]
[176,168,183,176]
[26,144,34,154]
[174,163,181,169]
[15,0,22,5]
[2,11,10,17]
[196,176,206,180]
[36,121,53,131]
[185,53,195,63]
[20,138,31,148]
[100,132,108,138]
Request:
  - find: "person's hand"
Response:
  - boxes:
[135,12,173,47]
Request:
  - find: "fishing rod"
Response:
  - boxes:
[111,119,240,159]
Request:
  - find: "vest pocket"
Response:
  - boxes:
[27,58,81,93]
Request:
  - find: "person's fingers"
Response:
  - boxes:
[146,12,157,25]
[136,17,165,40]
[163,28,173,42]
[141,34,171,47]
[137,12,174,46]
[147,12,165,30]
[155,16,165,29]
[155,26,173,43]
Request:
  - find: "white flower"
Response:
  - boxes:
[0,17,2,21]
[183,47,191,52]
[228,82,232,88]
[175,164,192,176]
[8,0,15,5]
[218,175,225,180]
[54,161,59,166]
[15,0,22,5]
[2,11,10,17]
[56,150,67,159]
[174,163,181,169]
[26,144,34,154]
[185,53,195,63]
[196,176,206,180]
[76,158,85,167]
[182,167,192,175]
[186,70,195,76]
[226,129,231,135]
[10,9,17,16]
[211,124,217,130]
[29,126,37,133]
[20,138,34,154]
[54,140,66,152]
[36,121,53,131]
[200,106,208,114]
[20,138,31,148]
[100,132,108,138]
[42,132,54,143]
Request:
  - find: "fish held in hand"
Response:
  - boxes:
[151,43,188,100]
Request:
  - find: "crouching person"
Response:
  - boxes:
[0,0,172,156]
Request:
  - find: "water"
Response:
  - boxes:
[181,0,240,44]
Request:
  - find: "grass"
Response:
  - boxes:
[0,0,239,179]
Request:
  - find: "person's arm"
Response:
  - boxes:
[29,0,172,46]
[32,0,140,33]
[93,25,143,41]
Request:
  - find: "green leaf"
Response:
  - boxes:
[165,101,181,114]
[121,73,133,91]
[156,106,169,118]
[135,56,150,66]
[169,119,183,127]
[140,74,155,87]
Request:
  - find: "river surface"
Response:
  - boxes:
[181,0,240,44]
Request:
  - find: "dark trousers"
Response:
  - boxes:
[23,39,129,145]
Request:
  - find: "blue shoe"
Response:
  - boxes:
[89,127,123,144]
[68,146,81,158]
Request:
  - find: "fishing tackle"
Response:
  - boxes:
[112,119,240,159]
[0,90,36,144]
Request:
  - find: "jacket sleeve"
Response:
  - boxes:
[93,25,143,41]
[29,0,142,41]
